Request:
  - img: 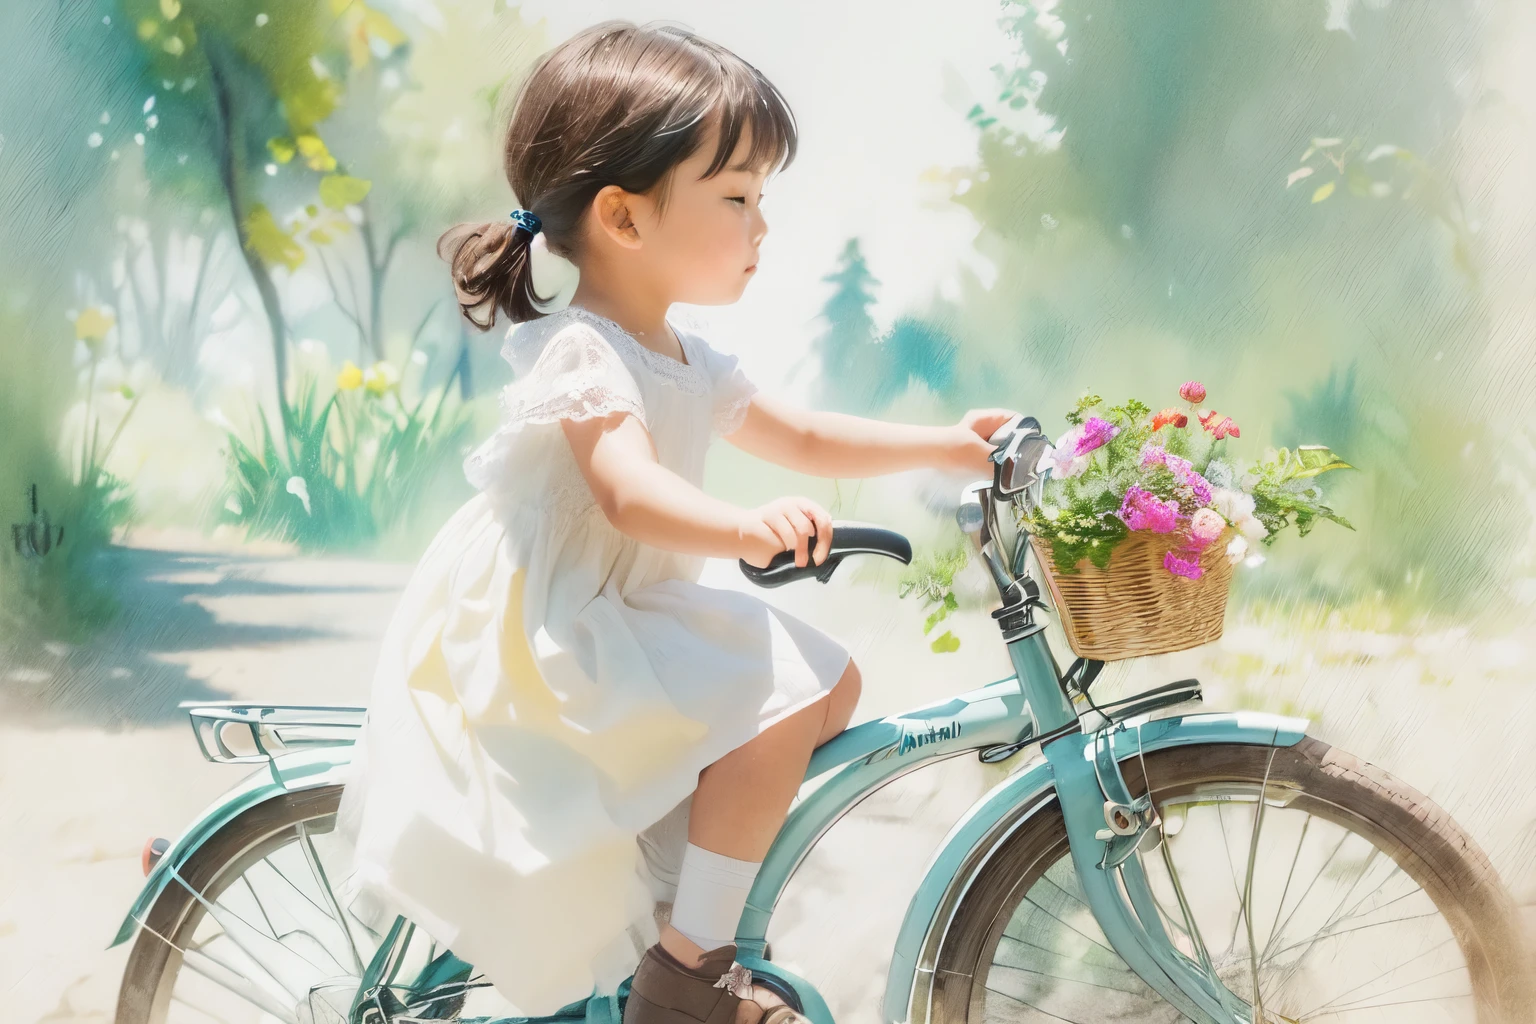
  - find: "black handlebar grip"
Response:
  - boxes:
[738,523,912,588]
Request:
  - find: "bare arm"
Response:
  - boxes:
[560,412,837,568]
[724,392,1016,479]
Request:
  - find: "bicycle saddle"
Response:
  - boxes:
[738,521,912,588]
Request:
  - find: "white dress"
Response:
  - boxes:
[333,305,851,1014]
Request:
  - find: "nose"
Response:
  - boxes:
[750,205,768,247]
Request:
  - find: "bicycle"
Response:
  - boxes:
[111,416,1533,1024]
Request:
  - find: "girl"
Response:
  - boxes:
[334,20,1015,1024]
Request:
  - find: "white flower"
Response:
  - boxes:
[1212,487,1256,523]
[1236,514,1267,543]
[1037,425,1091,479]
[1226,535,1248,564]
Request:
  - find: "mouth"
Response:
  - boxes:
[745,263,758,273]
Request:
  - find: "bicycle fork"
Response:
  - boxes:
[1010,630,1257,1024]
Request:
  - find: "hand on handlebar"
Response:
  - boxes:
[739,496,834,569]
[953,408,1026,475]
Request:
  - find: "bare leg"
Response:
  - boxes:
[657,661,862,1017]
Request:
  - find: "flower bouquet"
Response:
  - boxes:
[1019,381,1353,660]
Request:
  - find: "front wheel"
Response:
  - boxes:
[927,737,1532,1024]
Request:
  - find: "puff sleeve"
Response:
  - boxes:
[695,336,758,436]
[463,323,646,494]
[495,322,647,430]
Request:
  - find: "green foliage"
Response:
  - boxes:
[806,0,1514,618]
[219,365,472,553]
[0,307,137,647]
[1248,446,1355,541]
[1020,385,1354,578]
[1063,392,1103,427]
[1026,489,1127,573]
[898,539,972,653]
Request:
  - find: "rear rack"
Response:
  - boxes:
[179,700,367,766]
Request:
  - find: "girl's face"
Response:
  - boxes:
[618,120,772,306]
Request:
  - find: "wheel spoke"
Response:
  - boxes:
[1156,806,1219,978]
[1260,814,1313,964]
[1013,894,1121,961]
[1262,829,1352,966]
[1215,801,1249,953]
[1263,904,1439,963]
[975,762,1486,1024]
[1291,935,1461,1019]
[1304,967,1472,1019]
[994,934,1145,995]
[1241,748,1279,1024]
[1263,847,1384,998]
[297,821,368,976]
[178,940,302,1024]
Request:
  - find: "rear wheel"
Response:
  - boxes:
[114,784,480,1024]
[928,738,1532,1024]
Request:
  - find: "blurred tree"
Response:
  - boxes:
[878,315,958,407]
[858,0,1516,617]
[813,238,883,413]
[104,0,402,419]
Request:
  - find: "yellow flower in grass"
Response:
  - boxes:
[364,360,399,396]
[75,306,116,354]
[336,360,364,391]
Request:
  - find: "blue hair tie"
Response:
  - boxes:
[509,208,542,236]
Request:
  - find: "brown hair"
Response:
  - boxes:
[439,21,798,330]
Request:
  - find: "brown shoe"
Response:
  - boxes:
[623,941,806,1024]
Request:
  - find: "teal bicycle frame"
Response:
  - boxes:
[110,439,1308,1024]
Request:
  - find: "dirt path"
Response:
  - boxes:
[2,535,1532,1022]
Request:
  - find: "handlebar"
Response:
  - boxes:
[736,417,1050,601]
[738,522,912,588]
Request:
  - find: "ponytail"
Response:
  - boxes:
[439,21,799,334]
[437,214,550,331]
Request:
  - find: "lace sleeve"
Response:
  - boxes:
[496,322,647,429]
[694,335,758,436]
[462,323,646,497]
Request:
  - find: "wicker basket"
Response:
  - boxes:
[1028,530,1234,661]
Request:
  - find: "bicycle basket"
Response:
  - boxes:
[1028,529,1234,660]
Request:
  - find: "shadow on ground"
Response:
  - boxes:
[0,544,396,730]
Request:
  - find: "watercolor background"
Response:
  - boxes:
[2,1,1533,1021]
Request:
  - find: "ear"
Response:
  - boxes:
[590,184,646,251]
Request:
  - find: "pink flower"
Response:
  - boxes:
[1039,425,1091,479]
[1074,416,1119,456]
[1189,507,1226,548]
[1119,486,1180,533]
[1199,409,1241,440]
[1141,445,1214,508]
[1179,381,1207,404]
[1164,551,1204,579]
[1152,408,1189,430]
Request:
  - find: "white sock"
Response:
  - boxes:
[668,842,762,953]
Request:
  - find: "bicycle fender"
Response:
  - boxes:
[106,745,357,949]
[881,709,1309,1024]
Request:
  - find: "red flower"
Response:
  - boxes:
[1179,381,1207,404]
[1152,407,1190,431]
[1199,409,1241,440]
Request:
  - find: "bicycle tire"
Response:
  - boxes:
[926,737,1533,1024]
[114,783,462,1024]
